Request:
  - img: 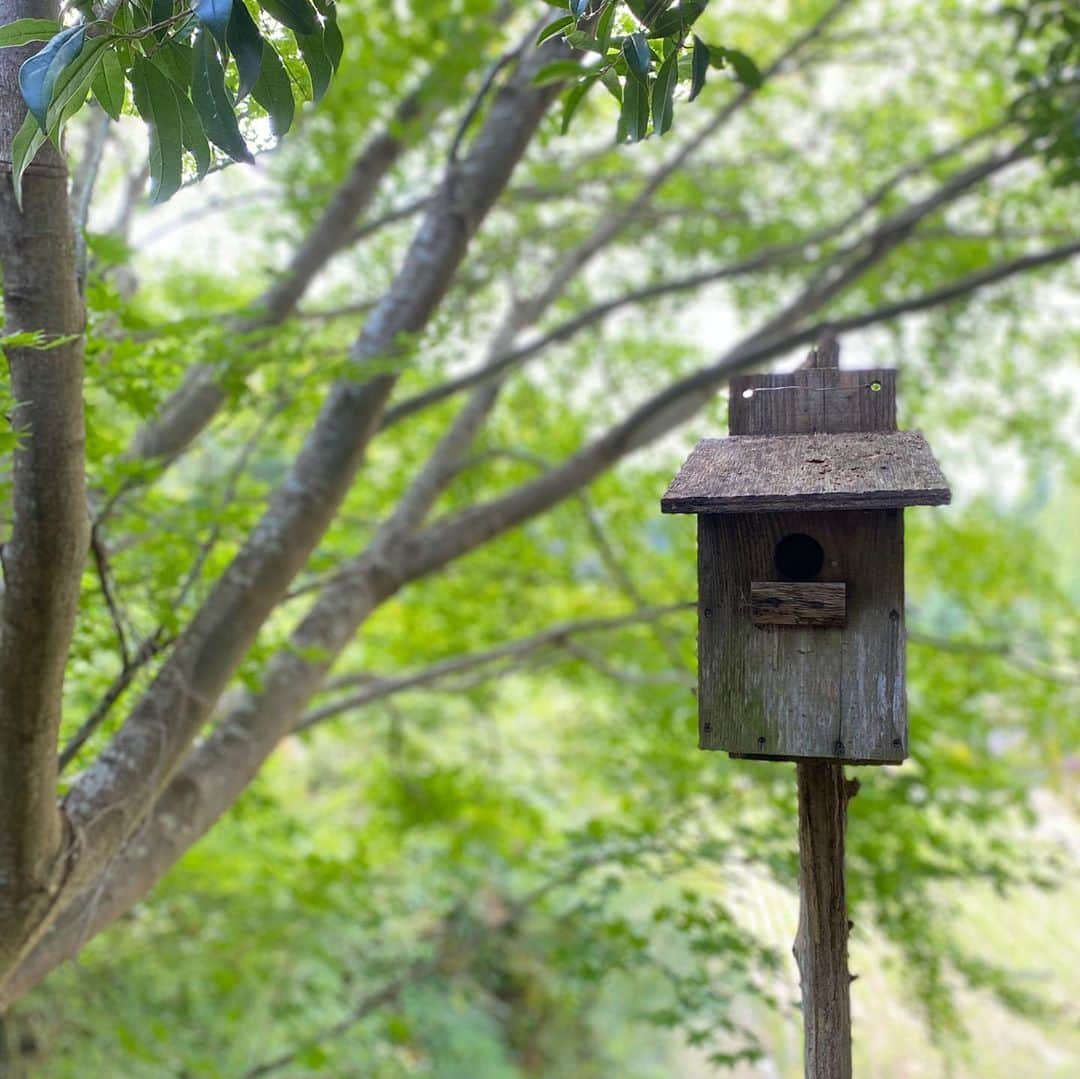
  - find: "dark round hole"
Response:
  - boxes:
[774,533,824,581]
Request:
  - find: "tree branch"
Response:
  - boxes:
[42,30,576,970]
[909,630,1080,686]
[89,522,130,669]
[393,239,1080,587]
[127,81,436,466]
[298,604,693,730]
[382,124,1014,427]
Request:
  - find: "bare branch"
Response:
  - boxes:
[57,632,172,775]
[908,630,1080,686]
[382,126,1014,427]
[89,523,130,669]
[299,604,693,730]
[70,106,111,290]
[242,958,435,1079]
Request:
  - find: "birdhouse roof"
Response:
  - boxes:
[661,430,951,514]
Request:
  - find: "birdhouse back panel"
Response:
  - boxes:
[698,508,905,764]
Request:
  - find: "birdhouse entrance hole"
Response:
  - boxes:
[774,533,824,581]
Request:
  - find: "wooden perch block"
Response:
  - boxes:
[751,582,846,627]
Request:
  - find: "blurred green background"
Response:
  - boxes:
[3,1,1077,1075]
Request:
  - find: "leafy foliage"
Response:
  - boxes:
[1,0,1078,1075]
[0,1,343,205]
[538,0,762,142]
[1004,0,1080,184]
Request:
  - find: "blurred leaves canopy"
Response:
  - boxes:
[0,0,1078,1075]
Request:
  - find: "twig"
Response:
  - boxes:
[173,403,284,610]
[89,521,130,669]
[58,632,172,773]
[242,958,435,1078]
[298,604,693,731]
[71,106,112,291]
[447,27,534,163]
[909,630,1080,686]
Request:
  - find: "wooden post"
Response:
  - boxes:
[794,761,857,1078]
[794,335,853,1079]
[664,332,950,1073]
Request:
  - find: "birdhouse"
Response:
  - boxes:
[661,360,950,764]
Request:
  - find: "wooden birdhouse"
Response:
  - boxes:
[661,354,950,764]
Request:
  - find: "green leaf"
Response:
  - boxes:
[175,88,212,178]
[689,35,708,101]
[131,57,185,202]
[10,35,107,205]
[600,67,622,103]
[92,47,126,120]
[226,0,264,101]
[565,29,604,53]
[538,14,574,45]
[257,0,318,36]
[619,72,648,142]
[297,28,332,102]
[151,41,195,89]
[251,42,294,137]
[561,72,599,135]
[623,31,652,81]
[9,110,46,210]
[0,18,62,48]
[314,0,343,69]
[191,30,253,162]
[194,0,233,48]
[649,1,706,38]
[19,26,84,130]
[651,50,677,135]
[718,47,763,89]
[596,3,616,52]
[44,38,108,140]
[533,60,584,87]
[0,329,78,351]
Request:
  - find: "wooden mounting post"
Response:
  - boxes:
[794,761,857,1078]
[665,329,948,1072]
[794,335,853,1078]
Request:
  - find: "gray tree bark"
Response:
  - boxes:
[47,30,574,951]
[0,0,87,970]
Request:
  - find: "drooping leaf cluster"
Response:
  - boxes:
[537,0,762,141]
[0,0,343,205]
[1003,0,1080,184]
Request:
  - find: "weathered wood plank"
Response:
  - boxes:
[662,430,950,514]
[750,582,846,627]
[698,510,905,763]
[794,762,856,1079]
[729,368,896,435]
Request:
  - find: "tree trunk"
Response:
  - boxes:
[0,1,87,970]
